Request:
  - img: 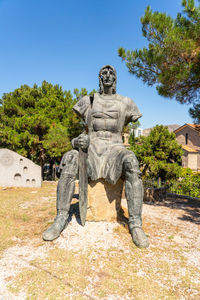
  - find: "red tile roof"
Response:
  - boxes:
[174,123,200,133]
[187,124,200,131]
[182,145,198,153]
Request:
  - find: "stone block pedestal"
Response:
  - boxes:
[86,179,128,223]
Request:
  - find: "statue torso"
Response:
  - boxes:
[72,92,141,182]
[89,93,122,133]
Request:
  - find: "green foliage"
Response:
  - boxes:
[180,167,193,177]
[118,0,200,104]
[73,88,96,100]
[128,132,135,147]
[189,101,200,123]
[131,125,183,181]
[0,82,88,165]
[73,88,88,100]
[42,124,71,160]
[170,168,200,197]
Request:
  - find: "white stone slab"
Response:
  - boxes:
[0,149,41,187]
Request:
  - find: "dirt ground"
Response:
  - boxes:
[0,182,199,300]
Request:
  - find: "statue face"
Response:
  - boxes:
[100,67,116,88]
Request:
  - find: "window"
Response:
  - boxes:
[185,133,188,145]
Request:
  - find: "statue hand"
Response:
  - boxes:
[72,134,89,150]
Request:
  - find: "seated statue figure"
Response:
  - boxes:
[43,65,149,248]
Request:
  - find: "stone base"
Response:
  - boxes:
[86,179,128,223]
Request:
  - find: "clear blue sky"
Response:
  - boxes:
[0,0,193,129]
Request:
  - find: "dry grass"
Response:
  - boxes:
[0,182,200,299]
[8,245,200,299]
[0,182,56,254]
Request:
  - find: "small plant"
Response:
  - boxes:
[169,168,200,198]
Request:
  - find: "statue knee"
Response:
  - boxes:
[57,150,79,178]
[123,156,142,181]
[123,156,143,199]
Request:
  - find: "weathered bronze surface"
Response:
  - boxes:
[78,147,88,226]
[43,65,149,248]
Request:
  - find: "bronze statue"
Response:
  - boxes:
[43,65,149,248]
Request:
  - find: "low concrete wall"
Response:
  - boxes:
[0,149,41,187]
[167,193,200,201]
[144,187,167,202]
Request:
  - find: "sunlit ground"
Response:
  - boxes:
[0,182,199,299]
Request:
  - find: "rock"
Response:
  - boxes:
[87,179,128,223]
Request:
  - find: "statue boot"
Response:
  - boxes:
[129,224,149,248]
[42,212,68,241]
[124,160,149,248]
[126,190,149,248]
[43,151,79,241]
[42,173,76,241]
[126,192,149,248]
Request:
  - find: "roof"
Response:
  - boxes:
[187,124,200,131]
[174,123,200,133]
[182,145,198,153]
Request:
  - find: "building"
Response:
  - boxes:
[174,124,200,171]
[122,127,143,147]
[134,128,143,138]
[0,148,42,187]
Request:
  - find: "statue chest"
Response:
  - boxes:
[88,96,123,133]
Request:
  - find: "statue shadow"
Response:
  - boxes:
[67,193,82,225]
[104,185,129,226]
[145,197,200,225]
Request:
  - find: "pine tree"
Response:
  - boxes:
[118,0,200,105]
[189,102,200,123]
[132,125,183,181]
[0,82,87,166]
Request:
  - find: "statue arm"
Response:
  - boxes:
[131,113,142,123]
[72,96,91,149]
[125,97,142,125]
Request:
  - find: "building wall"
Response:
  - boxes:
[0,149,41,187]
[134,128,143,138]
[197,153,200,171]
[176,126,200,150]
[181,151,188,168]
[188,153,198,171]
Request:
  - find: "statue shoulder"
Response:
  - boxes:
[116,94,142,123]
[116,94,136,106]
[73,95,91,118]
[77,95,91,106]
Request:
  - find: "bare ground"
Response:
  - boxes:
[0,182,199,299]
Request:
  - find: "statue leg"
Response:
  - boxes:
[123,155,149,248]
[42,150,79,241]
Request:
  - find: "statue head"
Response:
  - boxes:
[99,65,117,94]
